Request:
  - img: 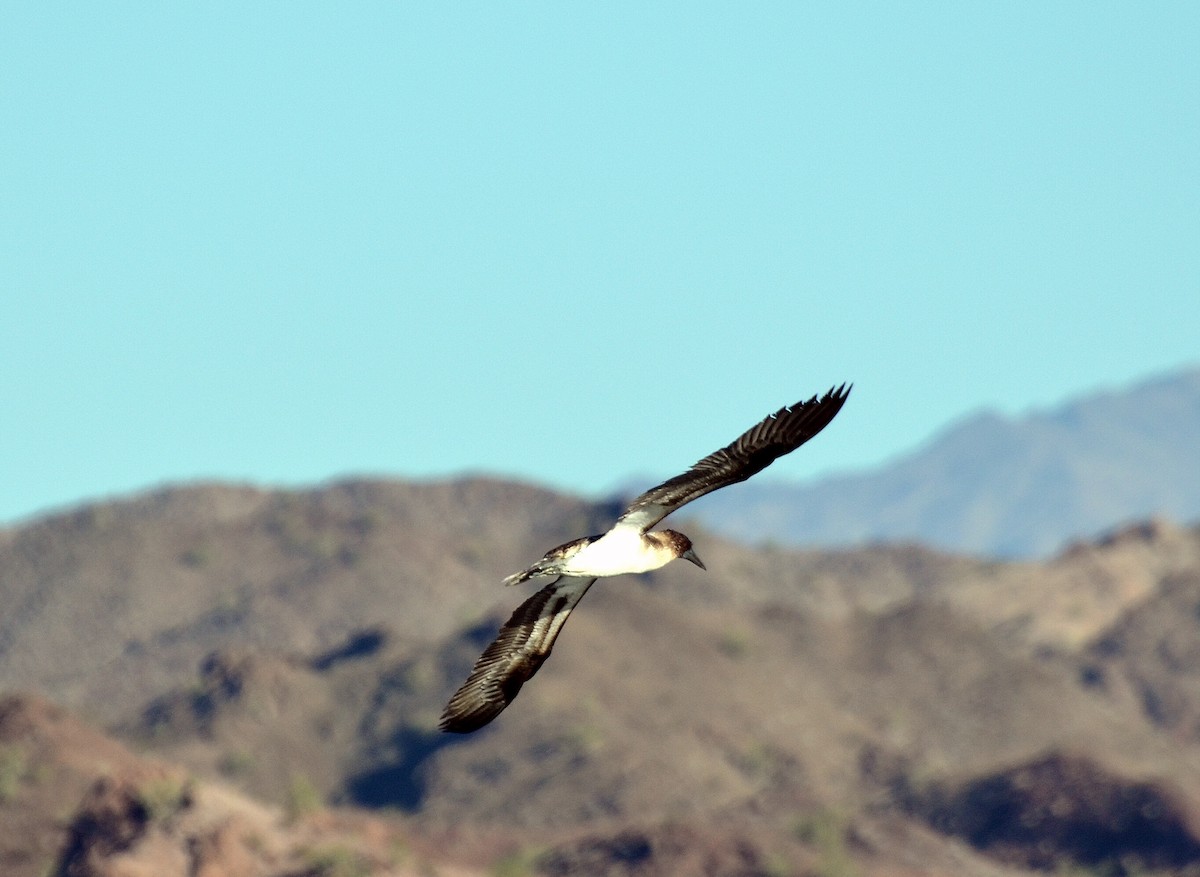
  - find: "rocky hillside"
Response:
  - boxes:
[686,366,1200,557]
[0,693,489,877]
[3,480,1200,874]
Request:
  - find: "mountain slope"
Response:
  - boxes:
[0,478,615,723]
[6,479,1200,873]
[684,366,1200,557]
[0,693,488,877]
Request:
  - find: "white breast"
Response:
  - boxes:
[562,526,674,577]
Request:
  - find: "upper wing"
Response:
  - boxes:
[616,384,852,532]
[439,575,598,733]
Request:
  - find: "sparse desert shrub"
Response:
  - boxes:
[137,775,192,823]
[218,749,256,778]
[792,807,858,877]
[762,851,795,877]
[733,741,780,781]
[491,845,544,877]
[285,773,323,823]
[717,628,750,658]
[0,745,28,803]
[563,721,605,756]
[80,505,114,531]
[301,844,372,877]
[180,545,211,568]
[456,538,488,566]
[394,658,436,694]
[352,510,382,534]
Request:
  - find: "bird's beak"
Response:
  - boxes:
[681,547,706,570]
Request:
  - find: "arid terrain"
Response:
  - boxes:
[2,478,1200,875]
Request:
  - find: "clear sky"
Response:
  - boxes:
[2,3,1197,525]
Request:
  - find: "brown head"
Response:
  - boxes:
[657,529,706,570]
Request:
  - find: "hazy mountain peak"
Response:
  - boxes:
[687,365,1200,557]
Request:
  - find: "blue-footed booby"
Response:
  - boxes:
[439,384,851,733]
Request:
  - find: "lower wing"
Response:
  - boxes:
[439,575,598,733]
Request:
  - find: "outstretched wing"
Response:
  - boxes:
[616,384,851,532]
[439,575,598,733]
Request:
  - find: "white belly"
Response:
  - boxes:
[563,528,672,577]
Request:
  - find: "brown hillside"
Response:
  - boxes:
[0,693,484,877]
[0,479,610,722]
[4,480,1200,874]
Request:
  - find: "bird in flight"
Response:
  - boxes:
[439,384,852,733]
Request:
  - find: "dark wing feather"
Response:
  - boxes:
[439,576,597,733]
[616,384,851,532]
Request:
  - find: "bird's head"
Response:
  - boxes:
[661,529,706,570]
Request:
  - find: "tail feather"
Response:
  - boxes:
[502,569,532,587]
[503,562,552,587]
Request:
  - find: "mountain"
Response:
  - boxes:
[682,366,1200,557]
[0,693,490,877]
[4,479,1200,874]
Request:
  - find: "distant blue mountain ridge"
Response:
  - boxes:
[669,366,1200,558]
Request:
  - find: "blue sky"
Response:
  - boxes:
[2,3,1197,524]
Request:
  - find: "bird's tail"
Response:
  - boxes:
[502,570,532,587]
[502,561,555,587]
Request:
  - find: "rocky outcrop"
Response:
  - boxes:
[911,751,1200,873]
